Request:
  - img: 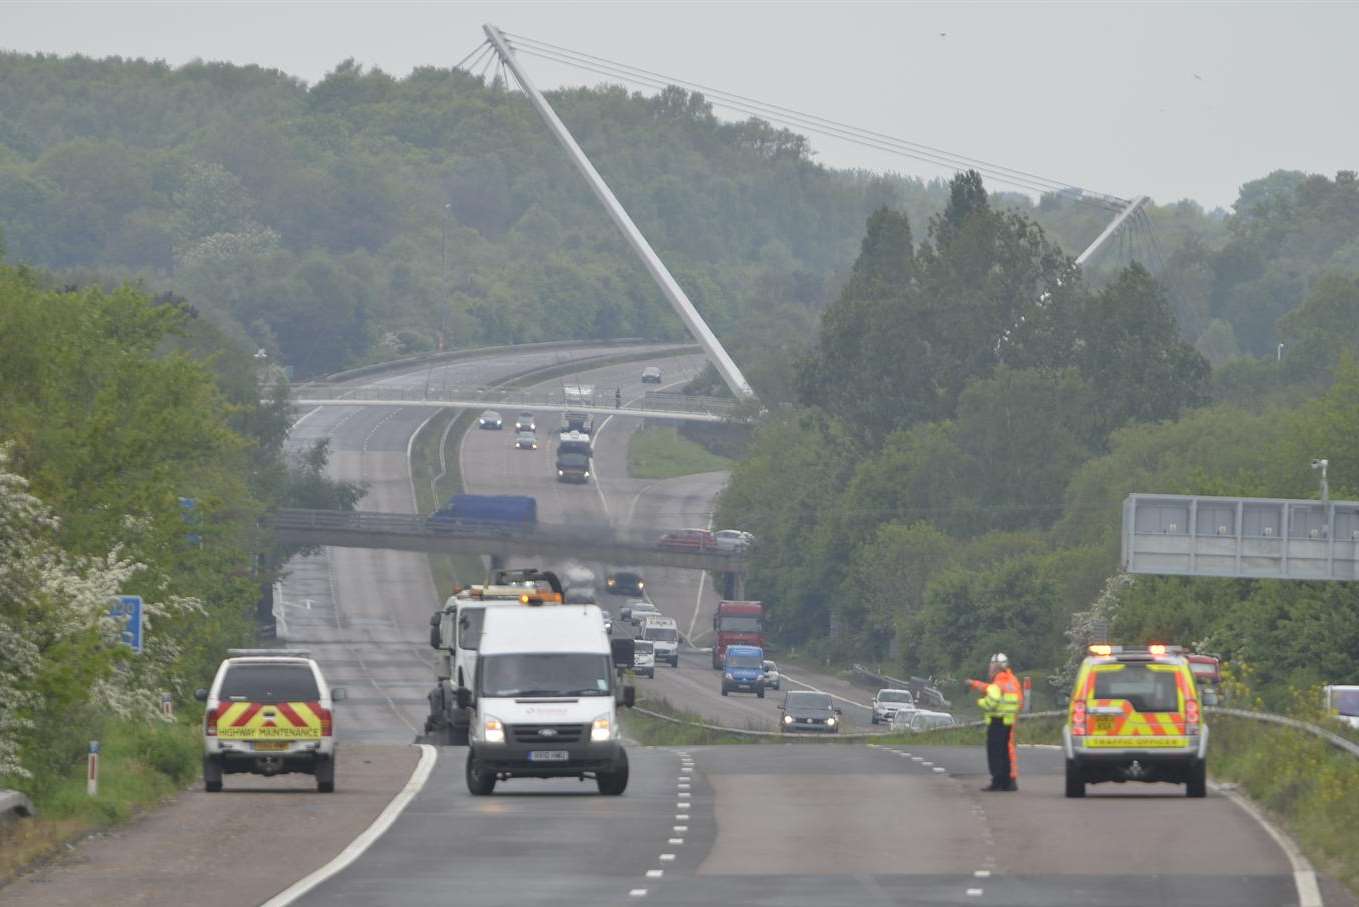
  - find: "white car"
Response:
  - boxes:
[195,649,347,793]
[478,410,503,430]
[713,529,755,552]
[761,660,781,690]
[871,688,916,725]
[893,709,957,732]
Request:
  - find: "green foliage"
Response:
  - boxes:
[626,426,732,480]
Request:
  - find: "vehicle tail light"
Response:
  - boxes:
[1071,700,1087,736]
[315,704,333,736]
[1185,698,1200,733]
[204,705,221,736]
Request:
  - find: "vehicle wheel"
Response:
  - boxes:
[466,754,496,796]
[1186,759,1207,798]
[756,688,765,699]
[597,750,629,795]
[316,754,336,793]
[203,756,223,793]
[1064,760,1086,798]
[721,686,729,697]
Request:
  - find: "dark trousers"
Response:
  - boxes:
[986,717,1011,788]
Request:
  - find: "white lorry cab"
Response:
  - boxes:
[640,615,680,667]
[460,605,636,795]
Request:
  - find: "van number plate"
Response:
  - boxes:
[528,751,569,762]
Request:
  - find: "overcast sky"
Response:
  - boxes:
[4,1,1356,210]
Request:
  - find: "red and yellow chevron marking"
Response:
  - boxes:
[216,701,323,739]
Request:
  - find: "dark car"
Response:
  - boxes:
[605,572,645,596]
[514,412,536,431]
[780,691,842,734]
[641,366,663,384]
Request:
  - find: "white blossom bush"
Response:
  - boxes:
[0,446,198,781]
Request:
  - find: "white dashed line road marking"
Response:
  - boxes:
[646,870,664,879]
[674,825,688,832]
[974,870,991,878]
[967,888,984,897]
[659,854,676,862]
[933,767,947,773]
[629,889,648,897]
[669,838,684,845]
[676,813,689,820]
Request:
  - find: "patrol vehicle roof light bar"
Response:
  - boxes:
[227,648,312,658]
[483,23,756,401]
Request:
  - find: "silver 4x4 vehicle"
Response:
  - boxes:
[196,649,346,793]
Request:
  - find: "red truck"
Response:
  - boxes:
[712,600,765,669]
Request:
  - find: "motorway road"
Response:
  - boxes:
[295,743,1347,907]
[457,356,880,733]
[278,343,688,745]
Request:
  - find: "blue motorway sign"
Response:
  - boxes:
[109,595,144,654]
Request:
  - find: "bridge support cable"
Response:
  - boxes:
[1073,195,1150,267]
[482,24,756,400]
[502,30,1128,212]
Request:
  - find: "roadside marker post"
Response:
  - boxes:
[87,741,99,796]
[161,691,174,719]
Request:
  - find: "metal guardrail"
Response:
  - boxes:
[1206,706,1359,759]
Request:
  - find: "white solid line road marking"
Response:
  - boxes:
[262,744,438,906]
[1214,783,1324,907]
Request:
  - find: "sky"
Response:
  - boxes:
[3,0,1357,210]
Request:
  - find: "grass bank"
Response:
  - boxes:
[0,719,200,884]
[627,425,732,480]
[622,698,761,746]
[1208,715,1359,893]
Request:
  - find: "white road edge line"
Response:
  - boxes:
[778,670,872,711]
[1213,782,1324,907]
[262,743,438,907]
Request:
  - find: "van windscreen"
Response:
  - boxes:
[220,665,319,702]
[1093,665,1180,712]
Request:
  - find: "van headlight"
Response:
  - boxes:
[483,716,505,744]
[827,716,838,726]
[724,672,735,680]
[591,716,612,742]
[783,714,794,725]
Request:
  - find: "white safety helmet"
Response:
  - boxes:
[990,652,1010,667]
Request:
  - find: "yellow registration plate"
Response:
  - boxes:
[253,741,291,751]
[1087,736,1188,748]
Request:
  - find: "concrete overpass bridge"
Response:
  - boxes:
[287,384,745,424]
[266,508,748,582]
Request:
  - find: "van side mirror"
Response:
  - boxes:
[777,703,785,710]
[456,687,471,710]
[834,707,843,715]
[194,688,209,702]
[611,637,635,668]
[620,608,632,623]
[330,687,348,702]
[621,685,636,708]
[1203,689,1219,707]
[429,611,443,649]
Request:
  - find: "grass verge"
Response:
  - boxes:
[0,719,200,884]
[627,425,732,480]
[1208,715,1359,893]
[622,698,761,746]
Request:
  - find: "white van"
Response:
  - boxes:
[640,616,680,667]
[460,605,635,795]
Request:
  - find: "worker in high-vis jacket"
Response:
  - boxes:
[968,653,1022,791]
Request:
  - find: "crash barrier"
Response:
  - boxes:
[1206,706,1359,760]
[0,789,36,819]
[630,706,883,741]
[850,663,951,710]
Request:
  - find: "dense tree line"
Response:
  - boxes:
[718,172,1359,708]
[0,262,356,791]
[3,52,1354,393]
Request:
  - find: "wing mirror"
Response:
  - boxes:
[620,685,636,708]
[193,688,209,702]
[330,687,348,702]
[611,637,636,668]
[620,608,632,623]
[429,611,443,649]
[456,687,472,710]
[777,704,785,710]
[834,707,843,715]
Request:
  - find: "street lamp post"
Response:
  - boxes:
[442,203,451,272]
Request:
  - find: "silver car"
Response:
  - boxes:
[871,688,915,725]
[713,529,755,552]
[892,709,957,732]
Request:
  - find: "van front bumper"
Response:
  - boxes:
[471,740,623,777]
